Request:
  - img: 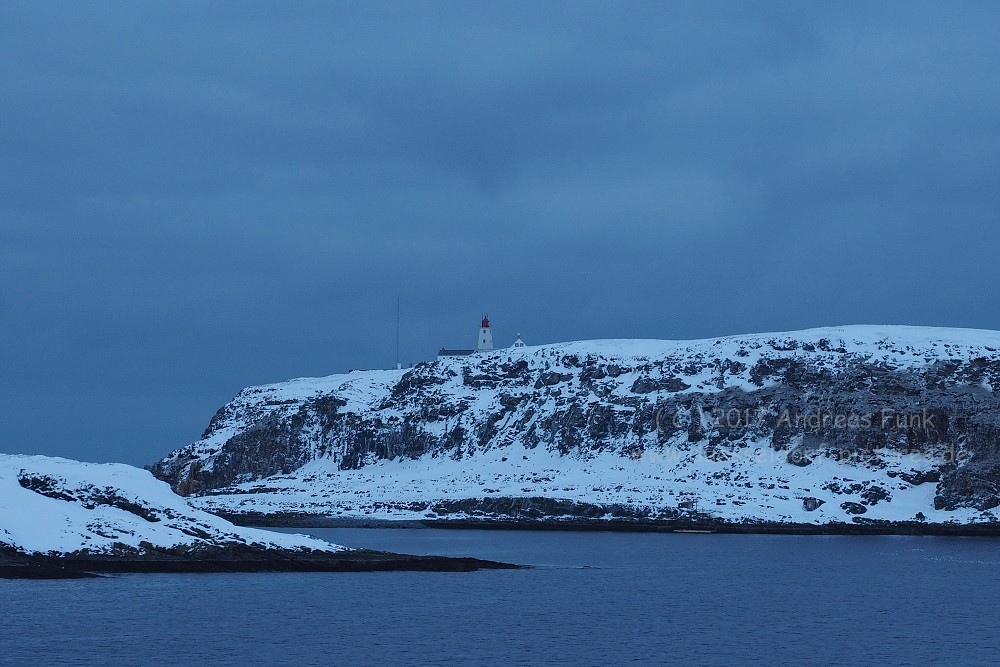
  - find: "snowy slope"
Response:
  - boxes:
[151,326,1000,527]
[0,454,344,555]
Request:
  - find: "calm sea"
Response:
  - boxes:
[2,529,999,666]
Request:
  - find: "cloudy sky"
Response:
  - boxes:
[3,1,999,466]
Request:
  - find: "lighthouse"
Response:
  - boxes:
[438,314,501,357]
[478,314,494,351]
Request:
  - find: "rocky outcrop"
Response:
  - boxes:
[0,454,517,577]
[0,545,518,578]
[148,327,1000,526]
[1,453,344,557]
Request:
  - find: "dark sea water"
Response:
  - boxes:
[2,529,999,666]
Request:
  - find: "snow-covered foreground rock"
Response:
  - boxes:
[1,454,515,576]
[151,326,1000,531]
[0,454,342,556]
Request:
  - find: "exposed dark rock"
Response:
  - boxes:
[0,544,520,578]
[802,497,825,511]
[534,371,573,389]
[18,474,162,522]
[631,377,691,394]
[896,469,940,485]
[429,496,680,521]
[841,502,868,515]
[861,485,890,506]
[787,449,813,467]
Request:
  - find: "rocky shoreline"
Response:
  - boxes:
[0,455,521,578]
[217,510,1000,537]
[0,544,520,579]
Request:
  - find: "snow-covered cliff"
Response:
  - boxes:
[150,326,1000,528]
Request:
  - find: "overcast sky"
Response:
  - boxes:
[3,1,999,466]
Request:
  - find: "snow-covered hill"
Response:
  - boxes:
[150,326,1000,528]
[0,454,341,557]
[2,454,517,576]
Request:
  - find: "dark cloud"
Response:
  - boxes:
[2,1,999,464]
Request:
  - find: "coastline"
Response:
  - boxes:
[221,511,1000,537]
[0,546,521,579]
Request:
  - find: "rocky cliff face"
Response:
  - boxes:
[149,326,1000,526]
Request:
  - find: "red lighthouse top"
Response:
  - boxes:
[481,314,490,328]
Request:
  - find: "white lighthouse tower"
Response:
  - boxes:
[478,314,494,351]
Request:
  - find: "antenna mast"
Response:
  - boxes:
[395,296,400,370]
